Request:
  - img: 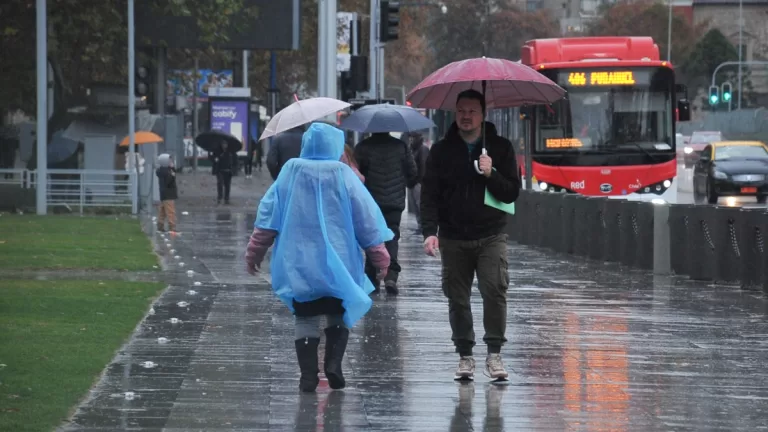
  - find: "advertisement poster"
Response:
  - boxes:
[210,100,249,148]
[167,69,234,104]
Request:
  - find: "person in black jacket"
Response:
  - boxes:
[266,126,304,180]
[155,153,178,232]
[212,140,238,205]
[421,89,520,381]
[354,132,418,295]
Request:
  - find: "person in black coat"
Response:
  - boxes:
[354,132,418,295]
[212,140,238,205]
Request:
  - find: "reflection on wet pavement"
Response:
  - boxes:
[61,172,768,431]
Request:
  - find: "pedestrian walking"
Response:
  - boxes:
[212,140,237,204]
[354,132,418,295]
[421,89,521,381]
[407,132,430,230]
[155,153,178,233]
[245,122,393,393]
[266,126,303,180]
[341,143,365,183]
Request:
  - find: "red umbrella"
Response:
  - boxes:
[407,57,565,173]
[407,57,564,110]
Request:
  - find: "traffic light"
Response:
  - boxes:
[721,82,732,103]
[708,85,719,105]
[135,49,153,111]
[379,1,400,42]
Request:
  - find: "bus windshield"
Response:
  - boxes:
[535,67,675,153]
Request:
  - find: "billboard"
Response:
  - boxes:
[167,69,234,104]
[136,0,300,50]
[210,100,249,147]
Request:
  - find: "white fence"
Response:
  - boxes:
[2,169,137,214]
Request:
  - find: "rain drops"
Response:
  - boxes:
[187,290,198,295]
[177,301,189,308]
[169,318,181,324]
[139,361,157,369]
[157,337,169,344]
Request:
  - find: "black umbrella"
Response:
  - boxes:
[195,129,243,153]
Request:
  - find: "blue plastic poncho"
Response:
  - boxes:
[255,123,394,328]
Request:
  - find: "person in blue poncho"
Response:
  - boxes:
[244,122,394,393]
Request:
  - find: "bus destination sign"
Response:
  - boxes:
[546,138,584,149]
[567,71,637,87]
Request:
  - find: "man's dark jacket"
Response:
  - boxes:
[421,121,520,241]
[354,133,418,217]
[155,167,178,201]
[266,127,303,180]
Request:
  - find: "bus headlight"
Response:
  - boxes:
[663,180,672,188]
[539,182,548,191]
[684,146,693,154]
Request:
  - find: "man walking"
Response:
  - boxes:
[407,132,430,231]
[355,132,418,295]
[421,89,520,381]
[266,126,303,180]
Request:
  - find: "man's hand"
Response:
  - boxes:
[424,236,439,257]
[246,261,260,276]
[478,153,493,177]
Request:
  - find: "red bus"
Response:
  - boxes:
[520,36,690,202]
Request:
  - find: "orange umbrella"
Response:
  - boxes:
[119,131,164,146]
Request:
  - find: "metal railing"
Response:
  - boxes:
[3,169,137,214]
[505,190,768,292]
[0,169,32,187]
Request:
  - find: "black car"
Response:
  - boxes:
[693,141,768,204]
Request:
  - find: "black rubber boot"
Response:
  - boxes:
[323,326,350,389]
[295,337,320,392]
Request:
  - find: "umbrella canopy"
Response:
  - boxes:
[119,131,164,146]
[406,57,565,110]
[195,129,243,153]
[48,130,79,164]
[339,104,436,133]
[259,97,350,141]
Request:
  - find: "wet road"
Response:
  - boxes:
[677,163,766,208]
[61,170,768,431]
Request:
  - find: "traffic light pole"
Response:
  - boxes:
[36,0,47,215]
[128,0,138,214]
[368,0,379,100]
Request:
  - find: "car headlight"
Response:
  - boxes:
[684,146,693,154]
[713,171,728,180]
[539,182,548,191]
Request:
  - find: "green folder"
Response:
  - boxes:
[483,168,515,215]
[484,188,515,215]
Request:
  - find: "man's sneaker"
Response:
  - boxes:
[454,356,476,380]
[484,353,509,380]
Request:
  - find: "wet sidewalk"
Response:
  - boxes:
[61,171,768,431]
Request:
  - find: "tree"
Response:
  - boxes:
[0,0,256,118]
[587,0,704,68]
[384,6,433,99]
[681,28,753,106]
[427,0,559,69]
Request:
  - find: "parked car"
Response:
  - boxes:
[692,140,768,204]
[684,131,722,168]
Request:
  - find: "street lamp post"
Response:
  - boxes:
[666,0,673,61]
[737,0,743,109]
[36,0,48,215]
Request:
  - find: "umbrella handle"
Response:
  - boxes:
[474,148,487,175]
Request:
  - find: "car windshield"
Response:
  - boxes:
[716,145,768,160]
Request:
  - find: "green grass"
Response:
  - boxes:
[0,215,158,271]
[0,280,165,432]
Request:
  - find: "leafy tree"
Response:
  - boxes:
[681,28,753,104]
[427,0,559,69]
[0,0,257,118]
[587,0,704,68]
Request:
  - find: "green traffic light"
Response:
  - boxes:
[710,95,719,104]
[723,92,732,102]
